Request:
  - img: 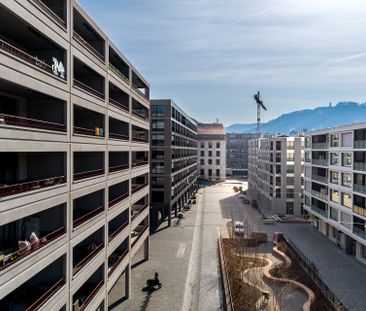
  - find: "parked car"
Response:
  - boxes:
[233,221,245,235]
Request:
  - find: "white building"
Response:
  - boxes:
[304,122,366,265]
[197,122,226,181]
[248,136,304,216]
[0,1,150,310]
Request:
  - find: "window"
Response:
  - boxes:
[208,151,212,157]
[276,141,281,150]
[208,169,212,176]
[341,173,352,188]
[341,132,352,147]
[208,142,213,148]
[276,176,281,186]
[152,134,164,146]
[216,151,220,157]
[216,159,220,165]
[330,207,338,222]
[275,189,281,198]
[287,141,294,150]
[200,159,204,165]
[208,159,212,165]
[286,202,294,215]
[286,189,294,198]
[330,153,338,165]
[362,245,366,259]
[276,165,281,174]
[200,151,204,157]
[276,153,281,162]
[152,105,165,117]
[152,121,164,131]
[216,142,220,148]
[330,134,339,147]
[200,142,204,148]
[216,169,220,176]
[200,169,204,176]
[286,177,294,185]
[341,192,352,208]
[286,152,294,161]
[152,163,164,174]
[152,150,164,160]
[330,171,339,184]
[330,189,339,203]
[342,153,352,167]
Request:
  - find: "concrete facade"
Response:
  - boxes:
[150,99,198,229]
[197,122,226,181]
[304,122,366,265]
[248,136,304,216]
[0,1,150,310]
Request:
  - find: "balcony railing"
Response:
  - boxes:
[109,98,129,113]
[73,168,104,181]
[353,205,366,218]
[311,205,328,218]
[108,192,129,208]
[74,126,104,137]
[109,163,129,173]
[353,226,366,240]
[26,276,66,311]
[73,243,104,275]
[73,32,105,61]
[0,39,62,78]
[311,189,328,201]
[131,183,148,194]
[354,140,366,149]
[109,63,130,85]
[312,142,327,149]
[132,111,149,121]
[132,84,149,100]
[109,132,129,141]
[0,226,66,272]
[132,161,148,168]
[312,159,328,166]
[0,176,66,198]
[131,225,148,248]
[312,175,327,184]
[73,205,104,228]
[354,162,366,171]
[354,184,366,194]
[78,280,104,311]
[32,0,67,28]
[132,137,148,143]
[108,249,128,278]
[73,79,104,99]
[108,220,129,243]
[131,204,149,221]
[0,113,66,132]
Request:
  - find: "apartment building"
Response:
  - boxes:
[197,122,226,181]
[150,100,198,229]
[226,133,259,178]
[248,136,304,216]
[304,122,366,265]
[0,1,150,310]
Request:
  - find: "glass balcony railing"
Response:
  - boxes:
[353,226,366,240]
[354,162,366,171]
[353,205,366,218]
[312,159,328,166]
[311,189,328,201]
[354,140,366,149]
[311,205,328,218]
[312,175,327,183]
[354,184,366,194]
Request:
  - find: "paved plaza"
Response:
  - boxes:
[111,181,366,311]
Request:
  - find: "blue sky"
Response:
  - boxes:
[79,0,366,125]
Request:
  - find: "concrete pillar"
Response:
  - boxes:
[144,237,149,260]
[125,264,131,298]
[168,204,172,226]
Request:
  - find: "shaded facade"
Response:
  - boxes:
[150,99,198,229]
[0,1,150,310]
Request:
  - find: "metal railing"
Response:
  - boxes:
[109,63,130,85]
[131,226,148,248]
[131,204,149,221]
[132,136,149,143]
[353,226,366,240]
[132,84,149,99]
[73,79,105,99]
[78,280,104,311]
[73,243,104,275]
[73,205,104,228]
[73,168,104,181]
[0,113,66,132]
[354,140,366,149]
[109,98,129,113]
[131,183,148,194]
[354,162,366,171]
[0,226,66,272]
[109,132,129,141]
[132,110,149,121]
[312,175,327,184]
[74,126,104,137]
[26,277,66,311]
[132,161,148,168]
[32,0,67,28]
[108,249,128,277]
[311,189,328,201]
[73,32,105,61]
[108,192,129,208]
[354,183,366,194]
[218,237,234,311]
[108,221,129,243]
[311,204,328,218]
[0,175,66,197]
[312,142,328,149]
[109,163,129,173]
[312,159,328,166]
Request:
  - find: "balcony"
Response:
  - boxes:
[312,142,327,149]
[131,196,149,221]
[0,6,66,79]
[73,57,105,99]
[131,71,149,100]
[73,9,105,61]
[108,239,129,277]
[0,256,66,311]
[73,105,104,138]
[0,203,66,272]
[131,174,148,194]
[353,216,366,240]
[312,175,327,183]
[132,151,148,168]
[72,265,104,310]
[109,47,130,85]
[109,151,129,173]
[132,98,149,121]
[354,162,366,171]
[132,125,149,143]
[109,117,129,141]
[353,226,366,240]
[353,205,366,218]
[0,152,66,198]
[73,152,104,181]
[73,190,104,228]
[312,135,327,149]
[73,228,104,275]
[311,189,328,201]
[108,210,129,243]
[354,129,366,149]
[32,0,67,28]
[131,219,149,248]
[311,204,328,218]
[354,183,366,194]
[312,159,328,166]
[109,82,129,113]
[108,180,129,208]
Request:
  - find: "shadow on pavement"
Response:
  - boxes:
[131,257,149,270]
[139,286,161,311]
[108,296,128,310]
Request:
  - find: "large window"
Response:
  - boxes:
[216,142,220,148]
[208,142,213,149]
[216,169,220,176]
[330,171,339,184]
[342,153,352,167]
[152,121,164,131]
[152,105,165,117]
[330,134,339,147]
[341,173,352,188]
[341,192,352,208]
[200,142,204,149]
[200,150,204,157]
[330,189,339,203]
[330,153,338,165]
[152,134,164,146]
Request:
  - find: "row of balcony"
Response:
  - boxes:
[0,152,148,198]
[0,2,150,99]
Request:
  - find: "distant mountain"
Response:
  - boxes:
[226,102,366,135]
